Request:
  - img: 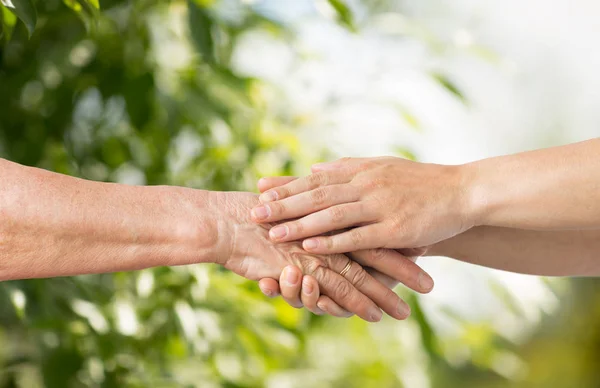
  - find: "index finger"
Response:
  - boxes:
[258,170,350,204]
[258,176,297,193]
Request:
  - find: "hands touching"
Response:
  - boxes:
[212,191,422,322]
[249,176,433,321]
[251,157,474,254]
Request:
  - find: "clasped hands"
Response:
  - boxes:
[222,156,473,322]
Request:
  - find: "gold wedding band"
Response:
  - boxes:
[339,261,352,277]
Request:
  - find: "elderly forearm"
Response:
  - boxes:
[0,159,220,280]
[429,226,600,276]
[465,138,600,230]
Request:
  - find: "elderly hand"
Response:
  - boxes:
[253,176,433,318]
[211,191,414,322]
[250,157,473,255]
[258,247,427,318]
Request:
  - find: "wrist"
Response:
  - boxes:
[148,186,223,267]
[457,161,491,228]
[205,191,236,266]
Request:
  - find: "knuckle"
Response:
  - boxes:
[394,256,411,273]
[288,251,306,267]
[292,220,304,235]
[307,172,328,189]
[310,187,328,206]
[371,248,388,261]
[304,259,324,276]
[271,201,286,216]
[349,228,363,247]
[350,267,369,290]
[389,215,405,234]
[306,173,321,188]
[335,280,353,301]
[325,237,335,250]
[382,288,399,303]
[329,206,345,224]
[278,186,291,199]
[361,177,385,190]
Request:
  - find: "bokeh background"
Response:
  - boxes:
[1,0,600,387]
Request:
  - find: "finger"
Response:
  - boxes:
[303,225,387,254]
[323,257,410,320]
[364,267,399,289]
[257,170,351,204]
[310,264,383,322]
[279,266,303,308]
[258,278,281,298]
[269,202,376,242]
[311,157,368,173]
[316,295,353,318]
[253,184,360,224]
[350,249,434,294]
[300,275,325,315]
[258,176,297,193]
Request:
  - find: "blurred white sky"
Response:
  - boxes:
[229,0,599,374]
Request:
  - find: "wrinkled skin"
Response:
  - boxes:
[210,192,411,322]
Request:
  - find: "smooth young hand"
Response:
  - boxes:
[250,157,473,254]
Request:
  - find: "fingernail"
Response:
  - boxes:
[369,307,383,322]
[397,301,411,319]
[260,286,273,297]
[418,272,434,291]
[259,191,278,203]
[302,278,314,295]
[284,267,299,286]
[304,239,319,250]
[317,301,327,312]
[270,225,288,240]
[251,205,270,220]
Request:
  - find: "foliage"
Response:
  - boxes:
[0,1,592,387]
[0,1,315,386]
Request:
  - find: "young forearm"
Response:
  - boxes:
[0,159,219,281]
[465,138,600,230]
[429,226,600,276]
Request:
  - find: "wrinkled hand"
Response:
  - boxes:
[254,177,433,318]
[250,157,472,254]
[211,191,412,322]
[258,248,427,318]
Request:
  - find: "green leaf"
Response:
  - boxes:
[432,73,466,102]
[76,0,99,14]
[188,0,216,64]
[63,0,100,31]
[0,6,16,41]
[327,0,355,32]
[2,0,37,37]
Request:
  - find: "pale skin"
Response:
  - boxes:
[253,139,600,301]
[251,138,600,252]
[0,158,435,322]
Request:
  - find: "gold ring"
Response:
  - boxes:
[339,261,352,277]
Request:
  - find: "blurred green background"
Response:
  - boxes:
[1,0,600,387]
